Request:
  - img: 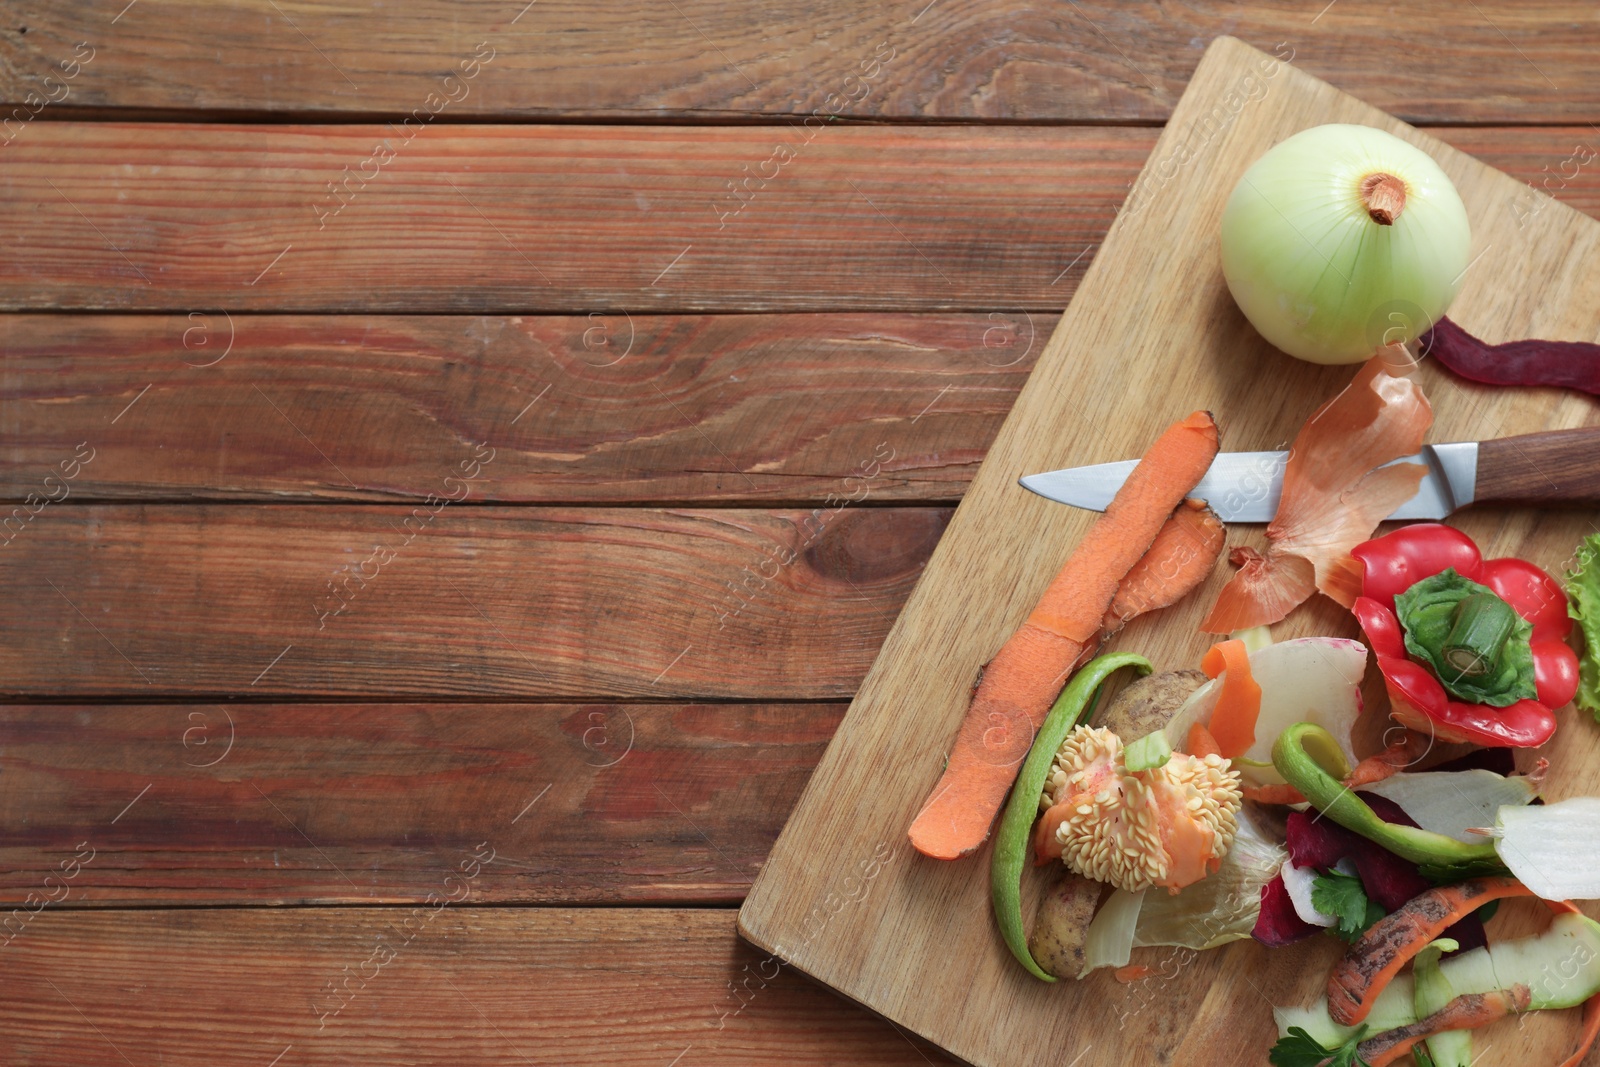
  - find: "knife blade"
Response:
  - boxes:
[1019,442,1480,522]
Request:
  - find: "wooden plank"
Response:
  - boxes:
[0,312,1040,503]
[2,3,1597,124]
[0,702,840,906]
[739,37,1600,1067]
[0,908,956,1065]
[0,123,1141,312]
[0,505,948,699]
[2,123,1597,312]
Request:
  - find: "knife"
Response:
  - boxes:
[1019,427,1600,522]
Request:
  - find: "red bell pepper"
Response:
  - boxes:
[1349,524,1579,747]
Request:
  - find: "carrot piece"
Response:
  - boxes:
[1184,721,1221,759]
[1538,893,1600,1067]
[1198,639,1261,760]
[908,412,1220,860]
[1242,783,1305,805]
[1099,499,1226,639]
[1114,964,1155,983]
[1356,985,1532,1066]
[1342,736,1419,789]
[1327,876,1533,1025]
[1032,799,1072,866]
[1557,988,1600,1067]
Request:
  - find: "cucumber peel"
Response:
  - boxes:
[1281,913,1600,1047]
[1272,722,1501,871]
[1414,938,1471,1067]
[990,652,1152,982]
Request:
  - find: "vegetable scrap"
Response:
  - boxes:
[1036,724,1242,892]
[1350,524,1578,747]
[906,160,1600,1060]
[1567,533,1600,720]
[1099,498,1225,641]
[910,411,1220,860]
[1201,351,1433,633]
[1422,316,1600,398]
[989,652,1151,982]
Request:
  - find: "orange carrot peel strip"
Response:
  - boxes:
[909,412,1220,860]
[1200,349,1433,633]
[1199,639,1261,760]
[1242,783,1305,805]
[1100,499,1226,640]
[1184,721,1221,759]
[1327,876,1533,1026]
[1558,988,1600,1067]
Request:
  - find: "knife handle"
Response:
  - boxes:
[1476,428,1600,508]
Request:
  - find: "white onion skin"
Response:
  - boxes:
[1220,123,1472,365]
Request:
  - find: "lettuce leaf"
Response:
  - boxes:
[1567,533,1600,719]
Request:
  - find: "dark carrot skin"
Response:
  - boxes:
[1356,985,1531,1066]
[1327,876,1532,1025]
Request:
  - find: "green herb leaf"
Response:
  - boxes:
[1310,870,1386,942]
[1395,568,1537,706]
[1567,534,1600,720]
[1268,1025,1371,1067]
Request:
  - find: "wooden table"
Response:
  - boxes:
[1,5,1597,1064]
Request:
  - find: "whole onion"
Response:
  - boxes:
[1220,123,1471,365]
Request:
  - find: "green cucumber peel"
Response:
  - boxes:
[1123,729,1173,773]
[1271,723,1502,870]
[1414,938,1472,1067]
[990,652,1152,982]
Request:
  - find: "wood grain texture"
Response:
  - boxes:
[0,505,948,699]
[0,123,1141,312]
[2,3,1598,124]
[0,312,1040,503]
[740,37,1600,1067]
[0,123,1596,312]
[0,908,956,1065]
[0,702,839,906]
[1475,427,1600,507]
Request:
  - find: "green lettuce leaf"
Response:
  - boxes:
[1567,534,1600,720]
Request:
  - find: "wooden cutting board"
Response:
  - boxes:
[739,35,1600,1067]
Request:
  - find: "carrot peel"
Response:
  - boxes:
[1099,498,1225,639]
[911,412,1219,860]
[1327,876,1532,1026]
[1199,639,1261,760]
[1184,721,1221,759]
